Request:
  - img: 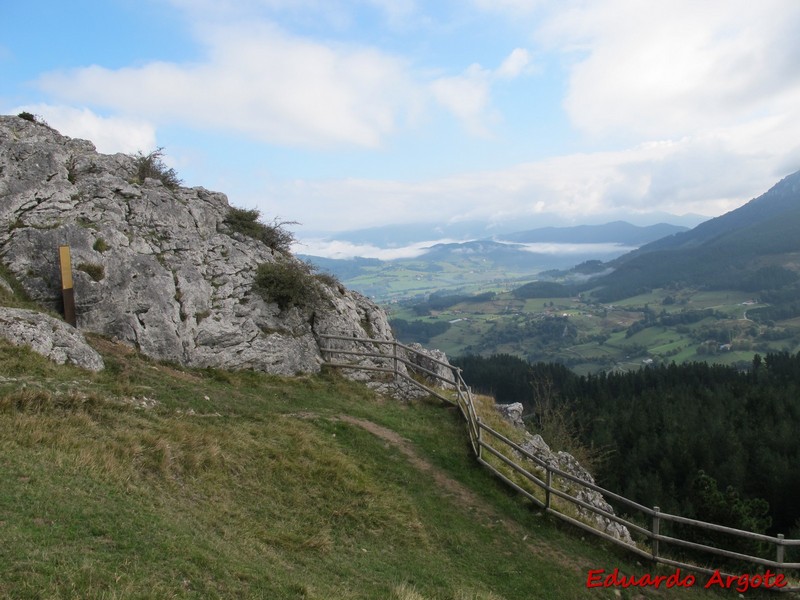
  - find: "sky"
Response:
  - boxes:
[4,0,800,250]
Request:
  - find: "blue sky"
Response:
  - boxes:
[4,0,800,251]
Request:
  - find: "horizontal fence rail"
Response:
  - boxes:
[318,334,800,592]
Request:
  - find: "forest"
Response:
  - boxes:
[453,352,800,541]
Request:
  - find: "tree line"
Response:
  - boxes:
[452,352,800,541]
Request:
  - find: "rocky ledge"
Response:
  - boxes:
[0,115,395,374]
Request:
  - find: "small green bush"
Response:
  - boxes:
[77,262,105,282]
[253,260,318,311]
[93,238,109,253]
[131,148,182,189]
[224,207,296,254]
[314,271,342,291]
[17,112,50,127]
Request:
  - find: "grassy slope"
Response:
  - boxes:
[0,269,730,599]
[0,341,735,599]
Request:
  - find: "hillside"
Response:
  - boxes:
[0,324,735,598]
[0,113,742,598]
[625,172,800,254]
[500,221,687,245]
[386,172,800,373]
[588,170,800,302]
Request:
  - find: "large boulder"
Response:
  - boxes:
[495,402,525,427]
[0,115,395,375]
[0,307,104,371]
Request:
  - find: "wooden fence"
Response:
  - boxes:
[319,334,800,592]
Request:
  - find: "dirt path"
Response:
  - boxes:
[334,414,588,574]
[338,415,483,510]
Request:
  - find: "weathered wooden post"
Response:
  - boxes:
[652,506,661,561]
[58,245,76,327]
[393,340,398,384]
[545,468,552,510]
[476,416,483,461]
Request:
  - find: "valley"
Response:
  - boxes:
[388,286,800,374]
[336,171,800,374]
[301,221,688,302]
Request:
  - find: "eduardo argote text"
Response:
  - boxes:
[586,567,788,593]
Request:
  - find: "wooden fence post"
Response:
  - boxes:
[476,417,482,461]
[652,506,661,561]
[58,245,76,327]
[393,341,398,384]
[776,533,785,575]
[545,468,552,510]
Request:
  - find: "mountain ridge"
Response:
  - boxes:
[582,170,800,301]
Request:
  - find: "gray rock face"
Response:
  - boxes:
[405,343,456,389]
[0,307,104,371]
[0,115,395,374]
[495,402,525,428]
[484,410,634,544]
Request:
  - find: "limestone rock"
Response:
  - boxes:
[405,343,456,388]
[486,409,635,545]
[0,307,104,371]
[495,402,525,428]
[0,115,395,375]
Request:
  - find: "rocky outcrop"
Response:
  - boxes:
[0,307,104,371]
[494,405,634,544]
[495,402,525,428]
[404,343,456,389]
[518,433,633,543]
[0,115,394,375]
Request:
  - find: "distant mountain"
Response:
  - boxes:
[315,216,702,248]
[624,171,800,254]
[321,221,491,245]
[500,221,687,245]
[302,220,689,301]
[587,170,800,302]
[298,256,382,280]
[421,240,542,270]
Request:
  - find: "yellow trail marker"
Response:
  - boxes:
[59,245,76,327]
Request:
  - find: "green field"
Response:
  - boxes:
[346,260,535,302]
[389,287,800,374]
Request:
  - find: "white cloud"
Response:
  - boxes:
[12,104,156,154]
[430,48,533,134]
[535,0,800,140]
[515,242,638,255]
[36,22,421,149]
[430,64,493,136]
[496,48,532,79]
[167,0,417,26]
[471,0,544,15]
[364,0,418,25]
[259,132,788,234]
[292,237,445,260]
